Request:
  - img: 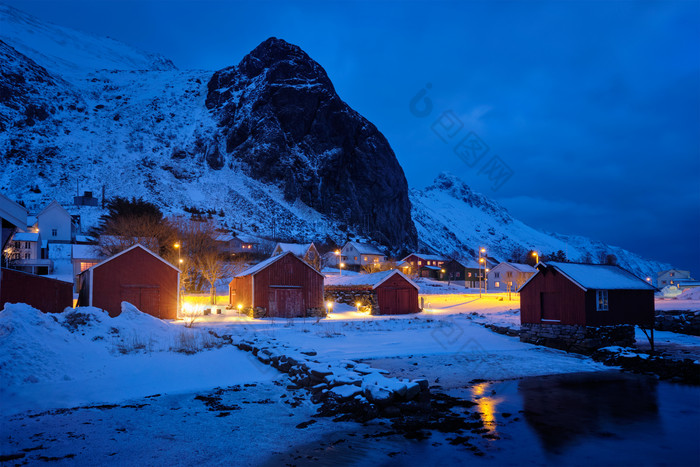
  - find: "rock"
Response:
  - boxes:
[205,37,417,250]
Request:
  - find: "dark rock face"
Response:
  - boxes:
[206,37,417,250]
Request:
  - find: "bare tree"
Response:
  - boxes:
[197,250,247,304]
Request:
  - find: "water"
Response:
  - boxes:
[263,371,700,466]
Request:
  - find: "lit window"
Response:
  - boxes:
[456,272,461,278]
[418,261,422,266]
[596,290,609,311]
[363,257,367,262]
[670,272,674,277]
[468,272,471,278]
[495,281,500,288]
[80,261,98,272]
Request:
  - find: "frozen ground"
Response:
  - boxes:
[2,295,699,465]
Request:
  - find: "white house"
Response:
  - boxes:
[36,200,73,244]
[657,269,693,288]
[487,262,536,292]
[341,242,386,267]
[6,231,52,275]
[272,242,320,269]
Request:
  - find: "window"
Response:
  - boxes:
[80,261,99,272]
[495,272,500,278]
[506,271,512,278]
[467,272,471,278]
[418,260,422,266]
[52,229,57,237]
[670,272,675,277]
[24,253,30,259]
[25,242,30,249]
[363,257,367,262]
[354,256,357,261]
[495,281,500,288]
[596,290,609,311]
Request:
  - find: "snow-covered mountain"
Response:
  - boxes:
[410,173,671,277]
[0,4,671,277]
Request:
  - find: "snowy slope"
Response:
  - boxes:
[0,4,673,275]
[411,173,671,279]
[0,3,175,85]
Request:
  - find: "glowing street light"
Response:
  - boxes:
[355,301,361,313]
[478,247,487,298]
[326,301,333,316]
[335,250,342,275]
[485,268,490,294]
[532,251,539,265]
[237,303,243,317]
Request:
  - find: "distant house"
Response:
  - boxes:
[73,191,99,207]
[77,244,179,319]
[1,193,28,301]
[657,269,693,288]
[36,200,73,244]
[442,258,482,287]
[325,270,419,315]
[229,251,324,318]
[487,262,536,292]
[216,233,260,255]
[519,262,655,352]
[6,231,52,275]
[401,253,447,278]
[272,242,320,269]
[341,242,386,268]
[71,244,104,292]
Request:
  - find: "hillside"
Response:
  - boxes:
[0,3,671,277]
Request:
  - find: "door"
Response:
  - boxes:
[268,288,303,318]
[379,287,413,315]
[540,292,560,321]
[121,285,161,318]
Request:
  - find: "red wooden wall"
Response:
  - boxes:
[520,268,586,325]
[521,268,655,327]
[1,268,73,314]
[230,254,323,318]
[89,247,178,319]
[376,273,419,315]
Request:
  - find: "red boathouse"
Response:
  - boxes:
[77,244,180,319]
[325,269,420,315]
[229,251,324,318]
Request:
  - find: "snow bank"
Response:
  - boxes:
[0,302,212,387]
[678,288,700,300]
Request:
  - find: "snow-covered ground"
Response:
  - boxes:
[655,288,700,311]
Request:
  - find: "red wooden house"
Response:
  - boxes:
[229,251,324,318]
[77,244,179,319]
[325,270,420,315]
[519,262,655,327]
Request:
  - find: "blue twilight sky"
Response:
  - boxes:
[6,0,700,272]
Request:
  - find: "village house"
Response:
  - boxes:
[487,262,536,292]
[441,258,482,287]
[34,200,73,244]
[71,244,104,292]
[657,269,694,288]
[272,242,320,269]
[341,242,386,269]
[229,251,324,318]
[519,262,656,353]
[325,269,419,315]
[216,233,261,255]
[401,253,447,278]
[77,244,179,319]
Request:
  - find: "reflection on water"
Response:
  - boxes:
[518,372,659,452]
[471,382,504,436]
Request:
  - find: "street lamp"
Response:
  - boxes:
[326,301,333,316]
[355,301,361,313]
[478,256,486,298]
[237,303,243,317]
[174,242,182,313]
[485,268,490,294]
[335,250,341,275]
[532,251,539,265]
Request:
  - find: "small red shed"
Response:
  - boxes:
[77,244,179,319]
[519,262,656,327]
[325,270,420,315]
[229,251,324,318]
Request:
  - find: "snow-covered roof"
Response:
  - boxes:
[12,232,39,242]
[402,253,447,262]
[274,242,313,256]
[0,192,27,229]
[234,251,322,278]
[520,262,656,292]
[422,265,442,271]
[216,234,234,242]
[345,242,385,256]
[325,269,418,290]
[36,200,70,219]
[26,216,37,227]
[235,234,259,243]
[72,244,102,259]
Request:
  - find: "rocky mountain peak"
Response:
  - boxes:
[205,38,418,251]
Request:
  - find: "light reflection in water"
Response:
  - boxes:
[471,382,504,435]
